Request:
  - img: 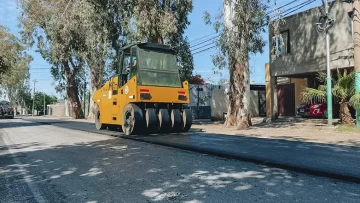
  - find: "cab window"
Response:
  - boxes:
[130,47,137,79]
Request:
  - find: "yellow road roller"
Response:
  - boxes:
[92,42,193,135]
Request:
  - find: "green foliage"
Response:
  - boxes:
[128,0,193,44]
[33,92,58,111]
[0,25,32,101]
[20,0,93,117]
[189,74,205,85]
[0,55,9,75]
[204,0,268,70]
[125,0,194,81]
[350,93,360,110]
[301,70,359,108]
[176,37,194,81]
[301,87,326,104]
[333,70,355,100]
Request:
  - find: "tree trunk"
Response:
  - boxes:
[225,58,252,130]
[150,35,163,44]
[64,62,84,119]
[339,101,354,125]
[222,0,251,130]
[87,68,103,119]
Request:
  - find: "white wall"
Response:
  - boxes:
[188,84,261,119]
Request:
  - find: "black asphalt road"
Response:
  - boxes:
[22,117,360,183]
[1,119,360,203]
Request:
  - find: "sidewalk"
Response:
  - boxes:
[193,119,360,147]
[22,116,360,183]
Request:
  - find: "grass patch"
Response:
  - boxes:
[336,125,360,133]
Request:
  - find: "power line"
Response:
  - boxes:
[190,35,220,49]
[193,45,217,55]
[189,32,218,43]
[282,0,316,17]
[191,41,217,52]
[270,0,315,19]
[266,0,301,16]
[266,0,298,15]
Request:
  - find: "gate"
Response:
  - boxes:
[189,106,211,120]
[258,90,266,117]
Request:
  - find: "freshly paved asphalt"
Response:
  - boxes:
[20,117,360,183]
[1,119,360,202]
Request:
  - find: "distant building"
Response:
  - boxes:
[188,84,266,120]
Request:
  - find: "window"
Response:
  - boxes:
[120,53,130,86]
[273,30,290,56]
[137,48,182,88]
[130,47,137,79]
[280,30,290,55]
[348,11,354,41]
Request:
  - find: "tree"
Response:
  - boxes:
[189,74,205,85]
[20,0,87,118]
[83,0,193,118]
[301,70,360,125]
[204,0,268,129]
[33,92,58,112]
[0,25,32,102]
[0,56,9,76]
[176,37,194,81]
[128,0,193,44]
[76,0,132,119]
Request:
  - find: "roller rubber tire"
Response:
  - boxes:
[95,105,106,130]
[145,108,158,134]
[122,103,144,135]
[170,109,182,132]
[158,109,170,133]
[182,109,192,132]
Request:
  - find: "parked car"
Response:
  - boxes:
[296,103,328,118]
[297,102,355,119]
[0,101,15,119]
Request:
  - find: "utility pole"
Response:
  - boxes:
[317,0,334,125]
[43,93,46,116]
[32,79,38,116]
[325,0,333,125]
[83,81,87,117]
[87,90,90,120]
[353,0,360,127]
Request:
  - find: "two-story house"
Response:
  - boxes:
[266,0,354,118]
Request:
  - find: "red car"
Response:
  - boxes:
[296,103,328,118]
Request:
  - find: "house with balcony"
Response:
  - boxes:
[266,0,354,118]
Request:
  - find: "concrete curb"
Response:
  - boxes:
[23,118,360,184]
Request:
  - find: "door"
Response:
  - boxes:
[109,77,120,124]
[277,83,295,117]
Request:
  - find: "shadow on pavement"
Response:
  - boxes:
[1,138,359,203]
[11,118,360,184]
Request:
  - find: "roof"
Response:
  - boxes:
[122,42,175,52]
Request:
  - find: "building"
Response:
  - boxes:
[188,84,266,120]
[266,0,354,118]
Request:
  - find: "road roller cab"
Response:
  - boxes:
[92,42,193,135]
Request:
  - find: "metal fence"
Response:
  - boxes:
[189,106,212,120]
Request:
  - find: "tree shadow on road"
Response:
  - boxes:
[0,137,359,203]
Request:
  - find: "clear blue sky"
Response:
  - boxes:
[0,0,322,97]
